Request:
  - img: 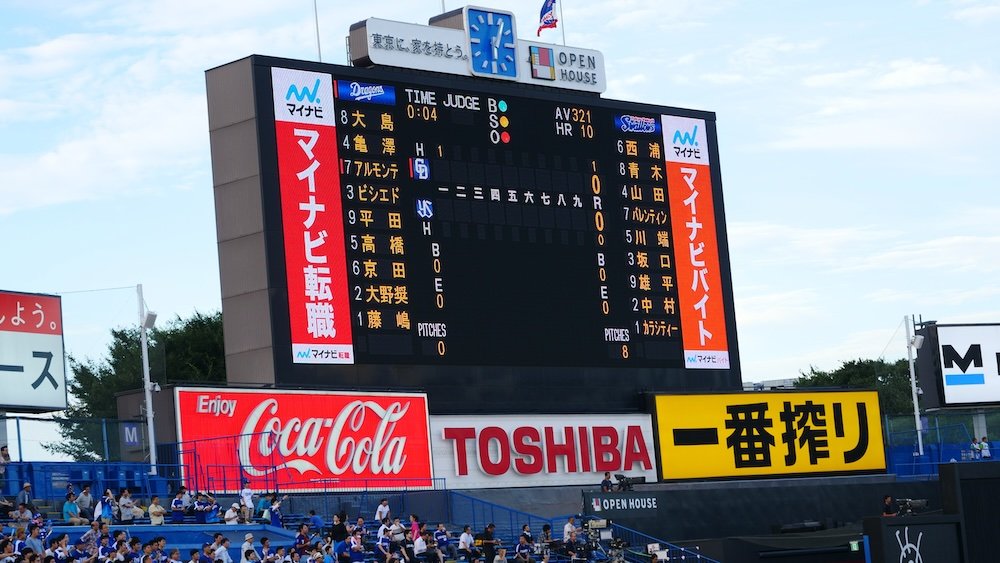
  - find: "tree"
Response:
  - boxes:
[795,358,913,415]
[46,311,226,460]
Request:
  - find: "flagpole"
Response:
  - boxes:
[558,0,566,45]
[313,0,322,62]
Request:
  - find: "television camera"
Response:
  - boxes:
[613,474,647,491]
[896,498,928,516]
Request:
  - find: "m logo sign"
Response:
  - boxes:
[936,324,1000,405]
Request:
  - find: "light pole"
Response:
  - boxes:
[138,284,158,474]
[904,315,924,457]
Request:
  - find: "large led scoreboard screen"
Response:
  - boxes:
[240,56,740,408]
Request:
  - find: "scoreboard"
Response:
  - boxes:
[210,55,740,412]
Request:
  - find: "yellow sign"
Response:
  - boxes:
[653,391,886,479]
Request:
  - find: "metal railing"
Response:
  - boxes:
[611,523,719,563]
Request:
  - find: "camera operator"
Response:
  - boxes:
[881,495,899,517]
[560,533,583,562]
[600,473,613,493]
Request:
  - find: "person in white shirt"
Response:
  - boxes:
[981,436,992,459]
[241,534,258,563]
[561,516,578,542]
[148,496,167,526]
[458,526,478,561]
[374,499,390,523]
[240,481,255,522]
[215,539,234,563]
[225,503,240,525]
[413,532,427,563]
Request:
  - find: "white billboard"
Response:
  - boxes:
[430,414,657,489]
[937,324,1000,405]
[0,290,67,411]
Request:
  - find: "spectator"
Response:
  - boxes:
[389,518,406,549]
[492,548,506,563]
[971,437,981,460]
[239,480,255,523]
[412,532,428,563]
[95,490,117,524]
[204,496,221,525]
[400,530,415,563]
[12,527,27,554]
[77,486,95,520]
[255,494,271,520]
[214,539,233,563]
[513,537,533,563]
[16,483,34,512]
[560,533,580,560]
[225,504,241,525]
[148,496,166,526]
[539,525,552,544]
[261,538,275,563]
[458,526,477,562]
[433,524,456,562]
[409,515,420,540]
[982,436,992,460]
[333,542,350,563]
[25,526,44,556]
[330,514,349,550]
[10,503,32,523]
[199,544,214,563]
[294,525,311,556]
[0,540,13,563]
[348,531,365,563]
[117,490,136,525]
[374,499,390,523]
[309,511,325,535]
[79,521,101,553]
[169,549,182,563]
[194,494,210,525]
[243,552,259,563]
[188,549,201,563]
[170,492,186,524]
[70,539,94,563]
[179,488,192,514]
[480,525,497,563]
[0,446,10,493]
[240,534,257,563]
[351,518,367,541]
[99,535,115,561]
[62,493,89,525]
[269,495,288,529]
[375,528,395,563]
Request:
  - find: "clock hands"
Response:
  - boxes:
[491,18,504,62]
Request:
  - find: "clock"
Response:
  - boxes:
[465,7,518,79]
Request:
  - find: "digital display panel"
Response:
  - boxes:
[211,56,742,413]
[269,63,734,371]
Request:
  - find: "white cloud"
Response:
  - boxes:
[951,1,1000,22]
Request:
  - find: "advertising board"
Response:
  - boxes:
[653,391,886,480]
[175,387,433,492]
[431,414,656,488]
[0,290,67,411]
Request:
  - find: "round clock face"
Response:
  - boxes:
[467,8,517,79]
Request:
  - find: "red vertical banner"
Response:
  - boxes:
[271,68,354,364]
[662,116,729,369]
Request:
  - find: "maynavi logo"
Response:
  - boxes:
[286,79,323,103]
[614,115,659,134]
[337,81,396,105]
[672,126,699,146]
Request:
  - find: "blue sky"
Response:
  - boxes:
[2,0,999,411]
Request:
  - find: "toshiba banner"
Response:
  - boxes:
[175,388,433,493]
[431,414,657,488]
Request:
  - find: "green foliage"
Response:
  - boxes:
[795,358,913,415]
[46,311,226,460]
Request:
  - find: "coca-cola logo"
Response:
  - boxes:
[236,398,410,477]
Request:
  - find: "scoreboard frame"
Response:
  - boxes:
[210,54,741,414]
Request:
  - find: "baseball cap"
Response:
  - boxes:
[244,534,254,541]
[232,503,239,508]
[23,482,31,487]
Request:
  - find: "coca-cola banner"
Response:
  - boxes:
[430,414,658,489]
[175,388,433,493]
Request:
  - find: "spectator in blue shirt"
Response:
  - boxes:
[171,492,186,524]
[309,511,325,535]
[24,525,44,555]
[63,493,89,526]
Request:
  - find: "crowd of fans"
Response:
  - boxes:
[0,485,590,563]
